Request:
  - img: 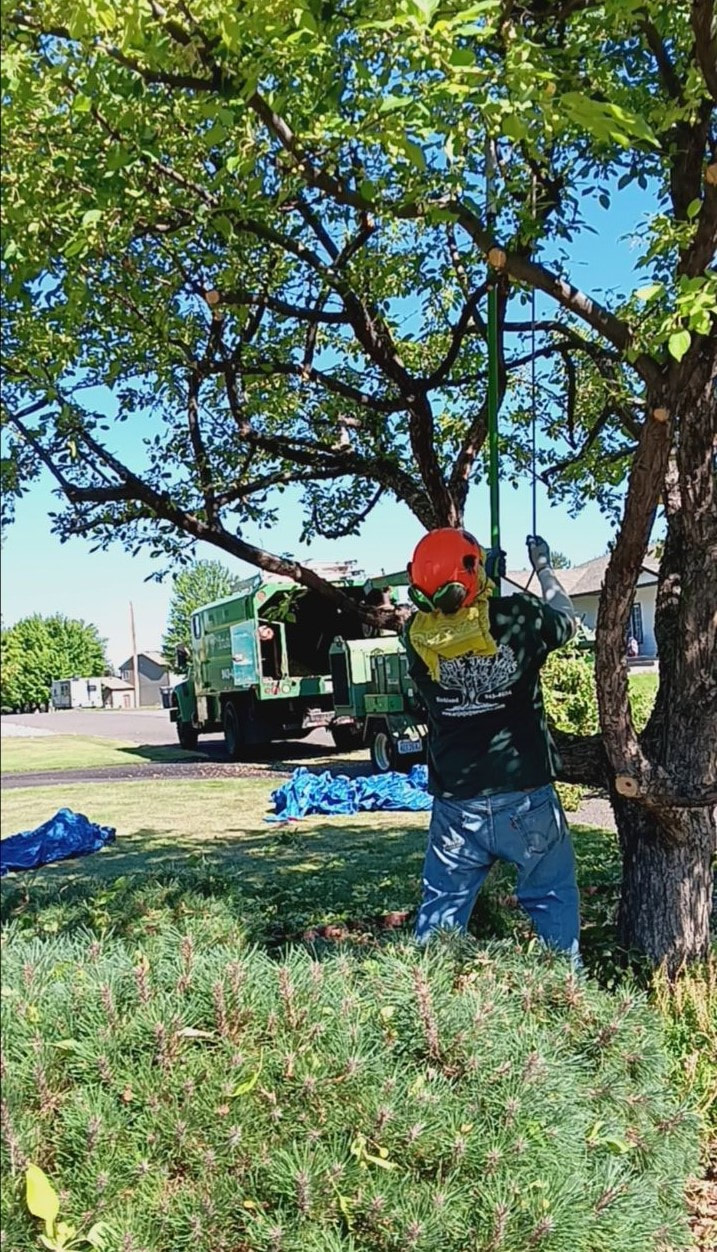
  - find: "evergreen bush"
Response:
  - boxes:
[1,927,698,1251]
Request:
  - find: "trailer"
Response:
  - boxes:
[329,636,427,771]
[51,677,104,710]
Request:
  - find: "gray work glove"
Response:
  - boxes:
[527,535,551,573]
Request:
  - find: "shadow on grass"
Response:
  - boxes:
[0,817,622,978]
[115,744,208,764]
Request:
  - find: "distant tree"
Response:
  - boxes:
[0,614,108,712]
[162,561,239,672]
[551,551,572,570]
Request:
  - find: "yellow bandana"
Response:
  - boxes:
[409,587,497,682]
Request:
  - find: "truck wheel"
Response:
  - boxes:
[370,725,397,774]
[223,700,243,760]
[331,722,363,753]
[176,721,199,751]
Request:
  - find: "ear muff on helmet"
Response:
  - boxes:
[407,581,469,615]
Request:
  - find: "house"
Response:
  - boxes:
[100,675,135,710]
[118,651,173,707]
[51,677,105,709]
[502,554,659,659]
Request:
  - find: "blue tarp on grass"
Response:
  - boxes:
[0,808,116,876]
[268,765,433,822]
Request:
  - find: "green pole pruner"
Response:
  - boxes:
[486,139,501,590]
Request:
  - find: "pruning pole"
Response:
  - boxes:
[486,139,501,590]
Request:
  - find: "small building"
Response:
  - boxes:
[51,677,105,710]
[100,675,135,710]
[118,651,173,707]
[503,554,659,659]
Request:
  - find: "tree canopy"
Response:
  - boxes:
[161,559,239,669]
[0,614,109,712]
[3,1,714,569]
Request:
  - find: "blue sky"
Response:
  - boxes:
[2,184,656,669]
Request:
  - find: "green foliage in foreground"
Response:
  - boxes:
[542,648,657,740]
[0,928,699,1252]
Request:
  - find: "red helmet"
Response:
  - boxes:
[407,528,486,613]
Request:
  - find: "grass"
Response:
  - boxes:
[1,777,623,975]
[1,774,713,1249]
[0,734,205,774]
[629,672,658,693]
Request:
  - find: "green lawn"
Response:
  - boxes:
[629,671,659,700]
[0,734,205,774]
[1,773,712,1251]
[0,776,621,971]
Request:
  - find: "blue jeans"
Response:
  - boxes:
[415,784,580,959]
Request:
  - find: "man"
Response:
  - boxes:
[403,528,580,961]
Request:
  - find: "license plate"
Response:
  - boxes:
[397,739,422,755]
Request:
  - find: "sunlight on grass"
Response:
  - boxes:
[0,734,205,774]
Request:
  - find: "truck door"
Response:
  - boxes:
[230,623,260,688]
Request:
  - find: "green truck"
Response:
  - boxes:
[170,569,428,769]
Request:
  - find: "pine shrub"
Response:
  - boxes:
[1,926,698,1251]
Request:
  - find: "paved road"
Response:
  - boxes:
[2,708,210,745]
[1,708,335,753]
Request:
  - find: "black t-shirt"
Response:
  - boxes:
[403,594,574,799]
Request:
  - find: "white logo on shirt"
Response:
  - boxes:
[438,645,518,716]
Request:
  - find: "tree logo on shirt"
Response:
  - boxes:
[438,645,518,716]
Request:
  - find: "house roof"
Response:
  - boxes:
[142,650,168,668]
[101,675,134,690]
[503,553,659,599]
[118,651,169,670]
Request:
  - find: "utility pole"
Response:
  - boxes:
[129,601,140,709]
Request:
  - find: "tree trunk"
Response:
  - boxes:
[608,340,717,970]
[615,795,714,974]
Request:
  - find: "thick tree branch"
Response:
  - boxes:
[639,18,685,101]
[451,203,664,388]
[596,405,678,815]
[692,0,717,104]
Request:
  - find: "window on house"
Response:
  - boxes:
[629,602,644,645]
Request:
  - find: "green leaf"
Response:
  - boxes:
[81,210,103,228]
[26,1164,60,1238]
[634,283,664,301]
[231,1055,263,1096]
[667,329,691,361]
[685,199,702,220]
[398,136,426,170]
[379,94,408,114]
[214,215,233,241]
[85,1221,114,1249]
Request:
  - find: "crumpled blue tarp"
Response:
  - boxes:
[268,765,433,822]
[0,808,116,876]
